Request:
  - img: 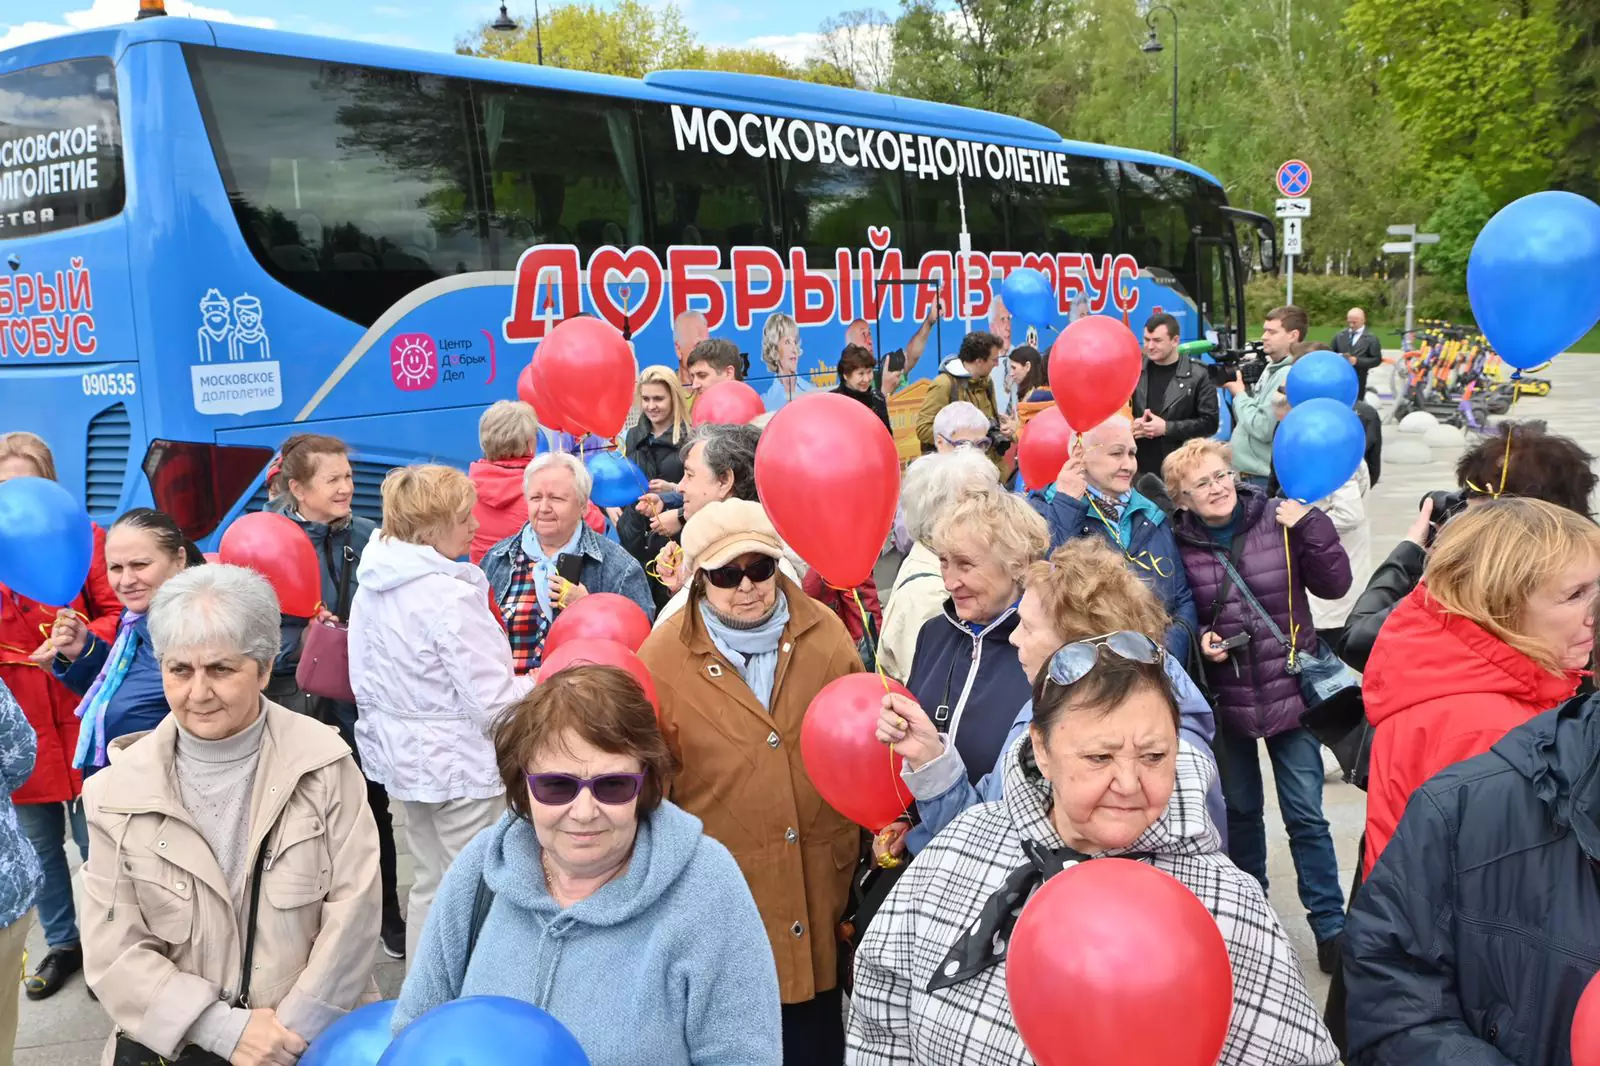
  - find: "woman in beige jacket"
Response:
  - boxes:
[82,564,380,1066]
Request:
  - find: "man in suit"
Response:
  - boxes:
[1130,312,1220,481]
[1333,306,1385,398]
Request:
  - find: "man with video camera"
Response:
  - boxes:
[1228,305,1306,488]
[915,330,1015,475]
[1130,312,1220,481]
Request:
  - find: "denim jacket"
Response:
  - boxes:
[0,681,39,927]
[480,524,656,623]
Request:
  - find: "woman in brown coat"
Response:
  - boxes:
[637,498,863,1066]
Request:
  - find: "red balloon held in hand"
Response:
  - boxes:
[1573,972,1600,1066]
[692,380,766,427]
[1006,859,1233,1066]
[1048,314,1142,433]
[1017,407,1074,491]
[218,511,322,618]
[755,393,898,589]
[537,317,637,438]
[800,673,916,831]
[521,359,576,435]
[539,637,659,712]
[543,593,653,654]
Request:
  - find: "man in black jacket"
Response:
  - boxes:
[1130,312,1219,480]
[1332,307,1385,398]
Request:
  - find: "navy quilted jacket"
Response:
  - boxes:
[1170,485,1352,738]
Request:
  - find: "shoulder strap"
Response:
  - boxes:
[235,821,275,1008]
[1210,549,1293,653]
[466,872,495,963]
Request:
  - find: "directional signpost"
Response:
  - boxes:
[1275,161,1312,303]
[1383,224,1441,352]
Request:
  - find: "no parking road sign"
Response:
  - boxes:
[1276,160,1312,198]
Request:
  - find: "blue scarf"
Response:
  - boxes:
[73,613,142,770]
[521,523,583,618]
[698,593,792,711]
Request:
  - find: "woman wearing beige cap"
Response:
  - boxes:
[636,498,864,1066]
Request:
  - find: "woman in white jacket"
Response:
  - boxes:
[350,464,533,963]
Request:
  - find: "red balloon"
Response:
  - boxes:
[519,359,574,434]
[692,380,766,427]
[538,317,637,438]
[539,637,658,712]
[1007,859,1233,1066]
[544,593,653,654]
[755,393,898,589]
[799,673,916,831]
[218,511,321,618]
[1574,972,1600,1066]
[1017,406,1074,490]
[1048,314,1142,433]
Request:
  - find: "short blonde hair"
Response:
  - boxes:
[380,464,477,546]
[1024,540,1169,643]
[930,490,1049,580]
[1163,437,1233,494]
[0,431,55,481]
[761,312,798,373]
[478,401,538,461]
[1425,497,1600,672]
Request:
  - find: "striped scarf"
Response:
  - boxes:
[73,613,142,770]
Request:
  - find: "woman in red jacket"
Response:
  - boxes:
[1363,496,1600,874]
[0,432,120,1000]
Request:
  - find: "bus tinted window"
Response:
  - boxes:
[904,170,1008,256]
[638,104,775,254]
[0,58,124,237]
[779,159,904,265]
[479,88,643,265]
[1009,155,1120,258]
[188,48,486,327]
[1119,161,1198,286]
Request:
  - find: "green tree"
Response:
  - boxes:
[1419,172,1494,290]
[459,0,700,75]
[889,0,1074,117]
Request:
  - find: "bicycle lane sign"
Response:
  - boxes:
[1276,160,1312,197]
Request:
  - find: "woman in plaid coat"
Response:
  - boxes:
[848,639,1336,1066]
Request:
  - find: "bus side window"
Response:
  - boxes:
[1119,162,1198,290]
[1007,156,1121,259]
[637,103,776,258]
[777,160,905,267]
[903,169,1009,259]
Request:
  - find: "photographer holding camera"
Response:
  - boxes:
[1131,312,1220,480]
[1341,421,1598,671]
[1228,305,1307,488]
[915,330,1015,476]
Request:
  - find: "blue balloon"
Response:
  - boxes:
[301,1000,396,1066]
[1467,190,1600,370]
[1273,398,1366,504]
[1000,268,1054,335]
[380,996,589,1066]
[1285,350,1359,407]
[0,477,94,607]
[585,451,648,508]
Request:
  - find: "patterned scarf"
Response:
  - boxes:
[520,523,582,619]
[73,613,142,770]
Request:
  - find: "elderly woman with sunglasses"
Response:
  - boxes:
[638,499,864,1066]
[848,638,1336,1066]
[395,665,780,1065]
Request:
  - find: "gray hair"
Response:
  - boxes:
[760,312,798,373]
[901,451,1000,545]
[933,401,990,441]
[683,423,760,502]
[147,564,282,669]
[523,451,592,504]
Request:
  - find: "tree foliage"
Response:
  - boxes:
[1420,173,1495,291]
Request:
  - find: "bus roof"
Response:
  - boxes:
[2,16,1223,187]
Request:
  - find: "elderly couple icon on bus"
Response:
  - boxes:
[197,287,271,363]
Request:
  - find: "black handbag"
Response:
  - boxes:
[112,825,274,1066]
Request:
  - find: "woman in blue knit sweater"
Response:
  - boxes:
[395,665,780,1065]
[0,679,40,1061]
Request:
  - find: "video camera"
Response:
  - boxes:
[1178,339,1269,389]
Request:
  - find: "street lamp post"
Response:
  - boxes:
[1142,5,1179,159]
[491,2,543,66]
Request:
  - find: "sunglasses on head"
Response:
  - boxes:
[525,772,646,806]
[703,555,778,589]
[1043,631,1164,691]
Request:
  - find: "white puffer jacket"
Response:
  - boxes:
[349,535,532,803]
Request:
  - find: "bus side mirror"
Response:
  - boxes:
[1258,230,1277,273]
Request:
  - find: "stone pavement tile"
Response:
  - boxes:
[16,1036,105,1066]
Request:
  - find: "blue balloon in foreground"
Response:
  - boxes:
[1467,190,1600,370]
[0,477,94,607]
[1286,350,1359,407]
[379,996,590,1066]
[586,451,649,508]
[300,1000,396,1066]
[1001,267,1054,334]
[1273,398,1365,504]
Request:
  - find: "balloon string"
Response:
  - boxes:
[840,585,913,868]
[1464,374,1520,500]
[1282,524,1300,672]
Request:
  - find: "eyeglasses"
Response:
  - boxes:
[1043,631,1164,692]
[703,555,778,589]
[1184,470,1237,496]
[938,435,991,452]
[525,772,646,806]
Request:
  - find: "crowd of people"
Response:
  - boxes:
[0,294,1597,1066]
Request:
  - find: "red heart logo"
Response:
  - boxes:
[867,226,890,249]
[70,257,83,269]
[586,247,663,335]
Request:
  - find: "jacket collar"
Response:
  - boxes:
[1138,354,1200,413]
[502,522,606,564]
[941,356,974,379]
[1492,694,1600,861]
[939,599,1020,643]
[674,575,821,725]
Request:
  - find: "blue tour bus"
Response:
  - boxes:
[0,15,1273,542]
